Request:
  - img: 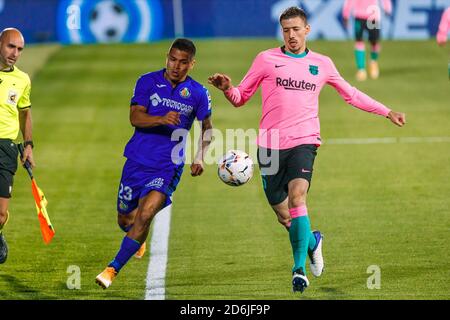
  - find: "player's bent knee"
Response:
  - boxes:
[289,196,307,209]
[117,214,133,232]
[136,205,161,223]
[0,209,8,222]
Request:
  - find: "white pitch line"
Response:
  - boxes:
[145,205,172,300]
[324,136,450,145]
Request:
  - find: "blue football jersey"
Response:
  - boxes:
[124,69,212,169]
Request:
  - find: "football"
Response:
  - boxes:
[218,150,254,186]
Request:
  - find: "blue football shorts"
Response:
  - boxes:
[116,158,183,214]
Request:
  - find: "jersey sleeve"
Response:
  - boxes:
[325,57,391,117]
[382,0,393,15]
[130,76,150,107]
[342,0,354,20]
[17,78,31,109]
[437,7,450,45]
[224,52,266,107]
[196,86,212,120]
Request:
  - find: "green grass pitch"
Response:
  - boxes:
[0,39,448,299]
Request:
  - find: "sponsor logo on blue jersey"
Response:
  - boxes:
[150,93,162,107]
[145,177,164,189]
[179,87,191,98]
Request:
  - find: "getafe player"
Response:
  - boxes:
[96,39,212,289]
[208,7,405,293]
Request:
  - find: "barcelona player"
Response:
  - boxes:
[342,0,392,81]
[208,7,405,293]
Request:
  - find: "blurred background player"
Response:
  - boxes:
[95,38,213,289]
[342,0,392,81]
[436,6,450,78]
[0,28,35,264]
[208,6,405,293]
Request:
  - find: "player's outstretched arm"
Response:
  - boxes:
[191,116,213,177]
[208,73,247,108]
[387,110,406,127]
[208,73,232,91]
[130,105,180,128]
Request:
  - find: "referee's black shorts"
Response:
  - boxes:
[0,139,18,198]
[257,144,318,206]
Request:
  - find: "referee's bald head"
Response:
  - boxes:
[0,28,25,68]
[0,28,24,43]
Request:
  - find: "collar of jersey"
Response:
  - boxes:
[281,46,309,58]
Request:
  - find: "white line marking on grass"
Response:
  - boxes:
[324,136,450,145]
[145,205,171,300]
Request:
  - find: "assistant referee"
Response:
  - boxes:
[0,28,35,264]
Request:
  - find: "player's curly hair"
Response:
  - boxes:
[279,6,308,25]
[170,38,196,60]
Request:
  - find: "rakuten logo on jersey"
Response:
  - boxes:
[276,77,317,92]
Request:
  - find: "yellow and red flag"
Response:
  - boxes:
[18,143,55,244]
[30,179,55,244]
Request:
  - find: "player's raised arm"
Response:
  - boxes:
[325,57,406,127]
[208,52,266,108]
[208,73,232,91]
[208,73,244,107]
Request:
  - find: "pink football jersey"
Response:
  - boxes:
[224,48,391,150]
[342,0,392,21]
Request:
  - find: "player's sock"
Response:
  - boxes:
[354,41,366,70]
[108,236,141,272]
[119,223,133,233]
[370,43,380,61]
[288,205,312,275]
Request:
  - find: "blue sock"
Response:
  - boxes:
[108,236,141,272]
[119,223,133,233]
